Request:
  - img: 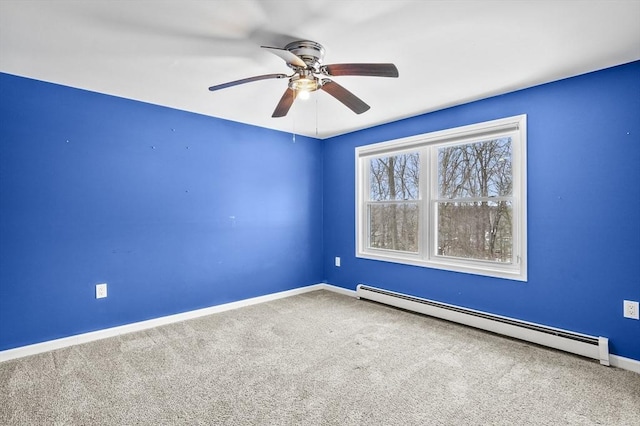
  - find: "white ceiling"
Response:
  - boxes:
[1,1,639,139]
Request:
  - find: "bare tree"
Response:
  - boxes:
[369,153,419,252]
[437,138,512,262]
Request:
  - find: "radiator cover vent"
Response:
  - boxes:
[356,284,609,366]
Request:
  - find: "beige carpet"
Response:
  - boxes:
[1,290,639,425]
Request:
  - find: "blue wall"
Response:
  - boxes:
[323,61,640,361]
[2,62,639,362]
[0,73,323,351]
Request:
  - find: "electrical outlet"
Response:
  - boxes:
[335,257,341,267]
[96,283,107,299]
[623,300,639,320]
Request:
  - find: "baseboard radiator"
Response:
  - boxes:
[356,284,610,366]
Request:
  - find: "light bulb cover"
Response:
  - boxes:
[290,77,318,92]
[298,90,310,100]
[289,70,320,94]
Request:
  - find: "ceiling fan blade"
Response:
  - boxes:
[208,73,288,91]
[321,63,399,78]
[320,79,370,114]
[261,46,307,68]
[272,88,297,118]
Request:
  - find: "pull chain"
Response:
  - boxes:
[292,98,296,142]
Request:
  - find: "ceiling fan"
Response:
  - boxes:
[208,40,399,118]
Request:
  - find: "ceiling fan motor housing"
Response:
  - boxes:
[284,40,325,69]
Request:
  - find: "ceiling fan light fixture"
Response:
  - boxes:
[289,75,319,93]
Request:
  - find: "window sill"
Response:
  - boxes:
[356,250,527,282]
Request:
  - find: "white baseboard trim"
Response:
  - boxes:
[609,354,640,374]
[0,283,346,363]
[318,283,358,298]
[2,283,636,374]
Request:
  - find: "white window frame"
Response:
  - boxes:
[356,115,527,281]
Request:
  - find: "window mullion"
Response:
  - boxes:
[419,146,431,260]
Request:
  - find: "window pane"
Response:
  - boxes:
[370,153,419,201]
[438,138,512,199]
[368,203,419,253]
[437,201,512,263]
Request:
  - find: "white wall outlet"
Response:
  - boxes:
[335,257,341,267]
[623,300,639,320]
[96,283,107,299]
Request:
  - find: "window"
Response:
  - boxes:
[356,115,527,281]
